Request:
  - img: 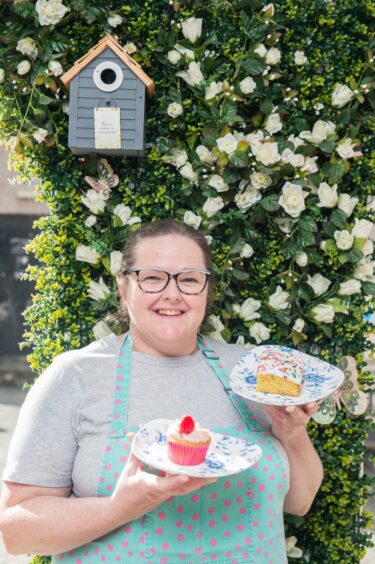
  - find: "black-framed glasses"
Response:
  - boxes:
[126,267,211,295]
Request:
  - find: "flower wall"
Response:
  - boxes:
[0,0,374,562]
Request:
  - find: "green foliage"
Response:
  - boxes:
[0,0,374,562]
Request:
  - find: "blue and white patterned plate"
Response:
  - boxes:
[229,345,345,406]
[132,418,262,478]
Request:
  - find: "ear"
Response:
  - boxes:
[117,275,128,304]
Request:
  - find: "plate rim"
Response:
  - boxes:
[229,345,345,406]
[132,418,263,478]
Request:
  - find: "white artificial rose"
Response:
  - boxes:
[208,314,225,333]
[205,81,223,100]
[245,129,264,147]
[249,322,271,344]
[17,60,31,75]
[307,273,331,296]
[336,138,362,159]
[176,61,204,86]
[35,0,69,26]
[351,218,374,239]
[285,537,304,559]
[203,196,225,217]
[85,215,97,228]
[338,193,358,217]
[288,134,305,149]
[294,50,307,65]
[353,261,374,281]
[167,50,182,65]
[299,120,336,145]
[167,102,183,118]
[250,171,272,190]
[311,304,335,323]
[179,162,198,184]
[183,210,202,229]
[239,297,261,321]
[196,145,214,164]
[88,277,111,301]
[124,42,137,55]
[280,149,305,168]
[81,189,106,214]
[253,141,280,165]
[331,83,354,108]
[265,47,281,65]
[334,229,354,250]
[208,174,229,192]
[338,279,362,296]
[107,13,122,27]
[235,186,262,211]
[317,182,338,208]
[278,181,308,218]
[235,335,255,350]
[175,44,195,61]
[293,318,305,333]
[295,252,308,267]
[205,235,213,245]
[5,136,19,152]
[32,127,48,143]
[275,217,293,234]
[110,250,123,276]
[62,101,69,114]
[170,148,188,168]
[181,17,202,43]
[239,76,256,94]
[217,133,238,155]
[265,113,282,134]
[268,285,290,310]
[92,321,113,340]
[301,156,319,173]
[254,43,267,57]
[240,243,254,258]
[0,69,4,83]
[16,37,38,59]
[360,239,374,256]
[48,60,63,76]
[75,245,101,265]
[113,204,141,226]
[262,3,275,15]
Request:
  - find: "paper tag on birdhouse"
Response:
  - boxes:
[94,107,121,149]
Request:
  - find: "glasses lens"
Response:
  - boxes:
[177,271,207,294]
[137,269,169,292]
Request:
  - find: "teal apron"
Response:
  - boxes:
[55,336,288,563]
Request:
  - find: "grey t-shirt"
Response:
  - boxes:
[3,335,288,497]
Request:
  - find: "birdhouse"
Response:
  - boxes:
[61,35,154,157]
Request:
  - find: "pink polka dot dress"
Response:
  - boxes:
[55,337,288,563]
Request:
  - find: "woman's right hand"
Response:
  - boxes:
[110,445,217,524]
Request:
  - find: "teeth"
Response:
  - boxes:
[157,310,182,316]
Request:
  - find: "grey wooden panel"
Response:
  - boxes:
[80,66,136,81]
[77,107,136,119]
[77,117,136,128]
[77,129,136,141]
[78,76,137,90]
[68,76,79,148]
[77,87,137,99]
[77,98,137,110]
[134,80,146,152]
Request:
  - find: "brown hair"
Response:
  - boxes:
[105,219,215,333]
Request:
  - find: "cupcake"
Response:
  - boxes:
[166,415,211,466]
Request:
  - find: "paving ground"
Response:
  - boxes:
[0,385,374,564]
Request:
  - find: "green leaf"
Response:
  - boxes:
[322,221,336,238]
[219,99,241,126]
[223,168,241,183]
[320,324,333,338]
[319,139,336,153]
[229,150,248,168]
[241,57,265,75]
[260,99,273,116]
[261,194,279,212]
[322,162,345,183]
[38,93,55,106]
[242,14,267,42]
[362,282,375,295]
[231,269,250,281]
[329,209,347,229]
[275,312,292,326]
[298,217,318,232]
[347,248,364,264]
[12,2,35,18]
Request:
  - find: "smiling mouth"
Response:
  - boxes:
[156,309,184,316]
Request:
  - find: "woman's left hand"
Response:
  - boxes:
[265,402,318,445]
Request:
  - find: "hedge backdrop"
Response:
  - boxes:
[0,0,374,562]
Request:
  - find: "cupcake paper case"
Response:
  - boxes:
[166,415,211,466]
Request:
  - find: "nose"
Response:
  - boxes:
[161,275,182,300]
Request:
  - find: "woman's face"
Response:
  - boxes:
[119,234,209,356]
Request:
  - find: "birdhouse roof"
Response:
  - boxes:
[61,35,154,96]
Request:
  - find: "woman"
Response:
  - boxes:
[0,219,323,563]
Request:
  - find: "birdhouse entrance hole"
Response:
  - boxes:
[93,61,124,93]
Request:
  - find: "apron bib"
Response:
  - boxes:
[55,337,288,564]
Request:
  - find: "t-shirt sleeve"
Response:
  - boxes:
[3,358,79,488]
